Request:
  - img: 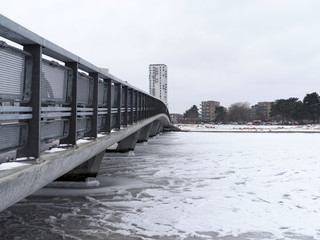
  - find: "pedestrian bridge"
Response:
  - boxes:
[0,15,172,212]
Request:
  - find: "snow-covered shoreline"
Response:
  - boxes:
[176,124,320,133]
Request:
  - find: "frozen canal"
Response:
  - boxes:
[1,132,320,240]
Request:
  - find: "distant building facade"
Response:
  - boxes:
[170,113,183,124]
[201,101,220,122]
[149,64,168,105]
[250,102,272,121]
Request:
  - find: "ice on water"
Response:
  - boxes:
[98,133,320,239]
[1,132,320,240]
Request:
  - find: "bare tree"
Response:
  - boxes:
[228,102,251,122]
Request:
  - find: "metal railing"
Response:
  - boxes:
[0,14,169,162]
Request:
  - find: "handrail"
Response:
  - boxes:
[0,14,161,98]
[0,14,170,162]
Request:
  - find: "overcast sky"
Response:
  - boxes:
[2,0,320,113]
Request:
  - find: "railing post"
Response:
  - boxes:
[138,92,142,121]
[143,94,146,119]
[147,96,150,118]
[106,79,112,133]
[17,44,42,159]
[136,92,139,121]
[87,72,98,138]
[134,90,138,123]
[124,86,128,126]
[130,89,134,124]
[137,92,139,121]
[146,95,149,118]
[61,62,78,145]
[115,83,121,129]
[141,92,143,120]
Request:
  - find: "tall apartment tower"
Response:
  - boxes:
[149,64,168,105]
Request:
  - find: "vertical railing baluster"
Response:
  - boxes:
[17,44,42,159]
[143,94,147,119]
[144,94,147,119]
[87,72,98,138]
[145,95,148,118]
[138,92,142,121]
[115,83,122,129]
[61,62,78,145]
[124,86,128,126]
[147,96,150,118]
[137,92,139,121]
[106,79,112,133]
[141,94,144,120]
[130,89,134,124]
[134,90,138,122]
[140,94,143,120]
[141,93,143,120]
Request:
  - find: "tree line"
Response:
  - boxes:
[271,92,320,123]
[183,103,251,123]
[183,92,320,124]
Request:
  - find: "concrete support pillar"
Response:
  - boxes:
[149,121,161,137]
[137,123,153,143]
[157,123,163,134]
[115,130,141,152]
[56,151,105,182]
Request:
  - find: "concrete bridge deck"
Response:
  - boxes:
[0,114,170,212]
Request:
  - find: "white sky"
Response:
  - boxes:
[2,0,320,113]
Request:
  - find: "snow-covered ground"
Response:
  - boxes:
[177,123,320,132]
[0,162,31,171]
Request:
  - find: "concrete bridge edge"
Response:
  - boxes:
[0,114,171,212]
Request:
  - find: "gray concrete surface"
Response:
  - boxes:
[0,114,170,212]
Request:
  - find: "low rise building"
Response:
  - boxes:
[201,101,220,122]
[170,113,183,124]
[250,102,272,121]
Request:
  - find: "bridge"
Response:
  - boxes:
[0,14,172,212]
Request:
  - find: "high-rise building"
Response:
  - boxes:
[149,64,168,105]
[201,101,220,122]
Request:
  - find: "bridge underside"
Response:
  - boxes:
[0,114,171,212]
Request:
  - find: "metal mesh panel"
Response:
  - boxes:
[98,82,107,106]
[0,123,27,152]
[40,119,69,142]
[112,85,118,108]
[41,61,68,103]
[121,112,126,125]
[128,91,132,107]
[137,94,141,108]
[128,113,132,123]
[77,118,91,133]
[111,114,117,128]
[141,96,145,112]
[0,46,24,101]
[77,74,93,106]
[133,92,136,106]
[97,116,106,132]
[121,88,126,107]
